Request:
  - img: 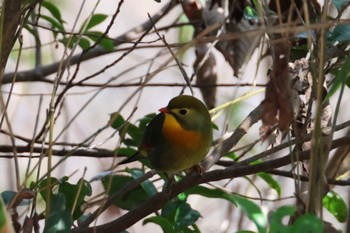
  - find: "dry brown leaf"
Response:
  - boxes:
[194,45,217,109]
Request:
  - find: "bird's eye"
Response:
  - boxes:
[179,109,187,115]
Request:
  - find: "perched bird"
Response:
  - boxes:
[119,95,213,173]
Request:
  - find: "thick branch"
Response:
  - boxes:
[71,136,350,233]
[1,0,21,70]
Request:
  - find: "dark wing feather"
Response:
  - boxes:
[118,113,165,165]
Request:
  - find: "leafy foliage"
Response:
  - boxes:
[323,191,349,223]
[269,206,323,233]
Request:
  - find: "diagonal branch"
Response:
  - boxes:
[70,136,350,233]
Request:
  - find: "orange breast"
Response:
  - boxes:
[162,113,201,151]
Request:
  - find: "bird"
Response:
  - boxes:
[119,95,213,173]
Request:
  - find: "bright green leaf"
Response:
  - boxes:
[257,172,281,198]
[84,14,108,31]
[244,5,259,23]
[78,37,91,50]
[178,192,187,201]
[323,190,349,222]
[85,31,114,51]
[99,37,114,51]
[224,151,239,160]
[41,1,64,23]
[108,112,125,130]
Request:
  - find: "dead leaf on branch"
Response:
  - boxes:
[182,0,218,108]
[260,41,293,138]
[194,45,217,109]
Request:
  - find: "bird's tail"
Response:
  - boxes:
[118,152,140,165]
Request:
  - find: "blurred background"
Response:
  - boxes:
[1,0,349,232]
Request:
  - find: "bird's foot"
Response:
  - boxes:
[188,164,205,175]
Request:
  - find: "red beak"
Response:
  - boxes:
[159,107,171,113]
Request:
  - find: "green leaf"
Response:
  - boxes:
[257,172,281,198]
[161,200,201,231]
[39,14,65,31]
[244,5,259,23]
[233,195,267,233]
[86,31,114,51]
[269,206,323,233]
[138,113,157,131]
[328,24,350,43]
[0,197,7,230]
[187,186,267,233]
[269,206,295,233]
[144,216,176,233]
[41,1,64,23]
[332,0,350,11]
[1,191,31,206]
[224,151,239,160]
[59,35,80,49]
[108,112,125,130]
[291,44,308,61]
[129,169,157,197]
[38,177,59,203]
[78,37,91,50]
[102,173,154,210]
[1,191,17,205]
[43,193,72,233]
[211,122,219,130]
[174,202,201,230]
[292,214,323,233]
[99,37,114,51]
[84,14,108,31]
[126,123,144,146]
[58,179,92,220]
[323,190,348,222]
[324,53,350,103]
[116,147,137,157]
